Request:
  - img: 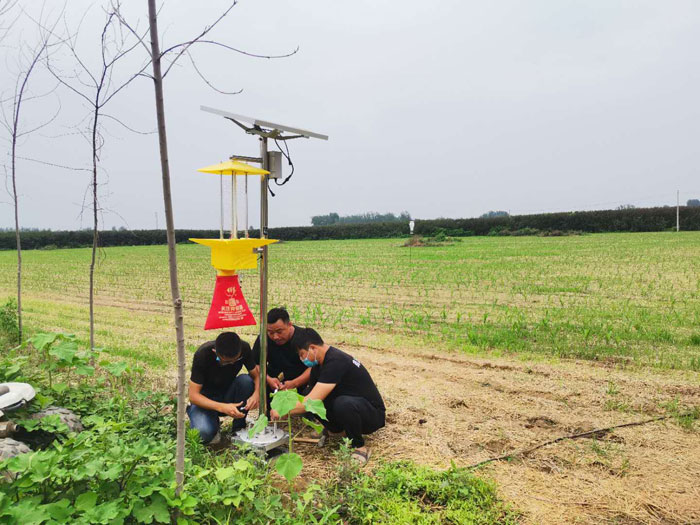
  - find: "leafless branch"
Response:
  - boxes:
[15,155,90,172]
[185,50,242,95]
[159,1,238,77]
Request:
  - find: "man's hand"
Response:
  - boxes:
[267,376,282,391]
[270,409,281,421]
[280,380,296,391]
[219,402,245,419]
[244,394,259,412]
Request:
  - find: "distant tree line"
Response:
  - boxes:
[311,211,411,226]
[479,210,509,218]
[1,206,699,250]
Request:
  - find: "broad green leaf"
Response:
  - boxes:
[233,459,251,471]
[75,491,98,512]
[34,392,53,408]
[49,340,79,363]
[301,417,324,434]
[133,495,169,524]
[214,466,235,482]
[270,390,303,417]
[303,399,327,420]
[84,500,121,524]
[275,452,303,482]
[150,494,171,524]
[45,499,73,521]
[75,364,95,376]
[247,415,268,439]
[4,363,20,379]
[104,361,129,377]
[6,451,34,472]
[29,332,58,351]
[223,495,242,506]
[8,498,49,525]
[52,382,68,394]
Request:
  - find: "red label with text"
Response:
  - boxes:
[204,274,256,330]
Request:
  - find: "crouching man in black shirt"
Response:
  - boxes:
[187,332,260,444]
[270,330,385,464]
[253,307,321,397]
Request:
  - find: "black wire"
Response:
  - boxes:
[273,138,295,186]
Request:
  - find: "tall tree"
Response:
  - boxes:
[41,6,145,351]
[0,4,60,342]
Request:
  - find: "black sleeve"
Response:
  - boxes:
[318,356,349,385]
[252,336,261,365]
[190,351,207,385]
[241,341,257,373]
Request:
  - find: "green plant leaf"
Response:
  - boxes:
[275,452,303,482]
[233,459,252,471]
[75,364,95,376]
[49,340,79,364]
[214,466,235,482]
[303,398,327,420]
[270,390,303,417]
[45,499,73,521]
[133,495,170,524]
[103,361,129,377]
[52,382,68,394]
[247,415,268,439]
[75,491,98,512]
[29,332,59,351]
[301,417,324,434]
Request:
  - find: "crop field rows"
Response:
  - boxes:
[2,232,700,524]
[1,232,698,372]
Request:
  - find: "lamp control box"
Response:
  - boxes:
[267,151,283,179]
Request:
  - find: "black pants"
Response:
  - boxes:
[323,395,385,448]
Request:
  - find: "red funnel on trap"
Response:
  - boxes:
[204,274,256,329]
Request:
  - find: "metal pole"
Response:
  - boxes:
[259,137,269,416]
[677,190,680,232]
[244,175,249,238]
[232,175,238,239]
[219,174,224,239]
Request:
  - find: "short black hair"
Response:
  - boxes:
[267,307,290,325]
[215,332,242,358]
[295,328,324,352]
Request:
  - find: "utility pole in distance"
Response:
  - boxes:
[677,190,680,232]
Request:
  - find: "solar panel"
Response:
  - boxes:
[201,105,329,141]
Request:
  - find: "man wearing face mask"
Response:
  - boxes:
[270,330,385,465]
[187,331,260,444]
[253,307,321,398]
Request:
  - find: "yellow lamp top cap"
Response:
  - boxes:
[197,159,269,176]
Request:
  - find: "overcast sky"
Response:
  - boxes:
[2,0,699,230]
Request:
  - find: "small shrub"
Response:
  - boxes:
[0,298,19,348]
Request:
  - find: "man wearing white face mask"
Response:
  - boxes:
[270,330,385,465]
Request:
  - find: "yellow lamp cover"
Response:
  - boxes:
[197,159,269,176]
[190,238,278,270]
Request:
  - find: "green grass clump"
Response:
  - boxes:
[329,459,518,524]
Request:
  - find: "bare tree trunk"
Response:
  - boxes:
[89,109,99,352]
[147,0,186,494]
[11,128,22,343]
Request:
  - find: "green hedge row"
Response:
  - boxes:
[1,206,698,250]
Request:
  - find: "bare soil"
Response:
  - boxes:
[292,343,700,525]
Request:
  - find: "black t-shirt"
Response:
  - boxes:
[190,340,256,392]
[310,346,385,410]
[253,326,320,381]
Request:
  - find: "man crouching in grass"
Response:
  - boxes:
[270,330,385,464]
[187,332,260,445]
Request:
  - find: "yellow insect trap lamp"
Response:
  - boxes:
[191,160,278,329]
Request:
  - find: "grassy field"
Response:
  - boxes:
[0,231,698,371]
